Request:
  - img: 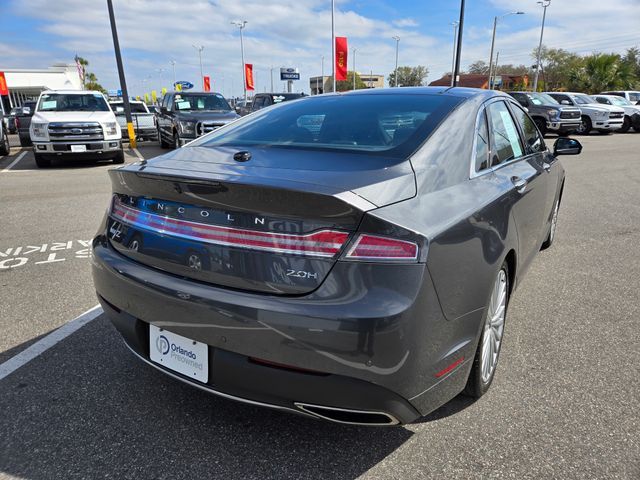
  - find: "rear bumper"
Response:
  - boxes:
[92,235,481,424]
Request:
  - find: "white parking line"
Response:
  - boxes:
[0,304,103,381]
[132,148,144,160]
[1,150,27,173]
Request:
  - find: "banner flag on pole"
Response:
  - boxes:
[203,76,211,92]
[0,72,8,95]
[151,90,157,103]
[335,37,348,81]
[245,64,255,91]
[144,93,150,103]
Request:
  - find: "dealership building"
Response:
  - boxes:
[309,73,385,95]
[0,63,82,114]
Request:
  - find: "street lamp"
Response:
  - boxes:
[352,48,357,90]
[392,36,400,87]
[533,0,551,92]
[170,60,176,87]
[450,22,459,87]
[192,45,204,90]
[487,11,524,90]
[231,20,248,103]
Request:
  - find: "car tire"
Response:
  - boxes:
[533,118,547,137]
[577,116,592,135]
[34,152,51,168]
[464,262,509,398]
[618,116,631,133]
[19,135,32,147]
[112,149,125,164]
[159,126,170,149]
[0,129,10,156]
[541,198,560,250]
[173,130,179,149]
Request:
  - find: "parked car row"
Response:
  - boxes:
[506,89,640,136]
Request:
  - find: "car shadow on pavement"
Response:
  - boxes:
[0,315,413,479]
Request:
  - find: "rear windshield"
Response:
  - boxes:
[192,94,462,158]
[111,102,149,113]
[37,93,110,112]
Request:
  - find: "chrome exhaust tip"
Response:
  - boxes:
[294,402,399,426]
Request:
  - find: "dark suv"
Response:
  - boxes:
[507,92,581,136]
[157,92,239,148]
[247,93,306,115]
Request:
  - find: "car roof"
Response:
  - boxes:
[40,90,104,95]
[324,86,507,101]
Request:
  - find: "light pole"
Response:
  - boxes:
[452,0,466,87]
[450,22,459,87]
[231,20,248,103]
[392,36,400,87]
[352,48,357,90]
[170,60,176,87]
[533,0,551,92]
[192,45,204,90]
[487,11,524,90]
[270,65,274,92]
[331,0,336,92]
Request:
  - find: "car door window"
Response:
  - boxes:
[252,96,265,110]
[487,101,524,166]
[511,93,528,107]
[475,109,490,172]
[509,103,545,153]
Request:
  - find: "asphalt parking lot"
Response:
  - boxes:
[0,133,638,479]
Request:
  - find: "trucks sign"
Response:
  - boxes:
[280,68,300,81]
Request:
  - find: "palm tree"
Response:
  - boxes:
[569,53,634,93]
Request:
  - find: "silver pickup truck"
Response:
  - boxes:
[109,100,157,142]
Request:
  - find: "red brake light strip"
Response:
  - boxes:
[111,197,349,258]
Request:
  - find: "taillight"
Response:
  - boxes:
[343,234,418,262]
[110,197,349,258]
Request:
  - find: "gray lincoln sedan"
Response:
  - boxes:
[92,87,581,425]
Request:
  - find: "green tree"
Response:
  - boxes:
[532,46,583,91]
[568,53,635,93]
[328,71,367,92]
[76,56,106,93]
[467,60,490,75]
[388,66,429,87]
[621,47,640,87]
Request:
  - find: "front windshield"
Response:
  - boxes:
[173,94,231,112]
[110,102,148,113]
[573,94,596,105]
[191,93,462,159]
[37,93,110,112]
[607,96,631,106]
[526,93,558,106]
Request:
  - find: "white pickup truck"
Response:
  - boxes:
[29,90,124,168]
[546,92,625,135]
[109,100,158,142]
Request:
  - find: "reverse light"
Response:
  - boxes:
[344,234,418,262]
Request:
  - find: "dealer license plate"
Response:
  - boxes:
[71,145,87,152]
[149,324,209,383]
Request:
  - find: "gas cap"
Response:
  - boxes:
[233,151,251,162]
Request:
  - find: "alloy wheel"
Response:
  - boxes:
[480,269,507,384]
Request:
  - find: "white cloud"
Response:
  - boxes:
[5,0,640,95]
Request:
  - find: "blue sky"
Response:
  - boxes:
[1,0,638,97]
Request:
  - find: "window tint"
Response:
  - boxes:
[487,101,524,165]
[475,109,490,171]
[193,94,462,159]
[595,97,611,105]
[509,103,544,153]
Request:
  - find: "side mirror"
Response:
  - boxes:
[560,99,571,105]
[553,137,582,156]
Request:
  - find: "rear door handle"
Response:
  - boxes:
[511,176,527,193]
